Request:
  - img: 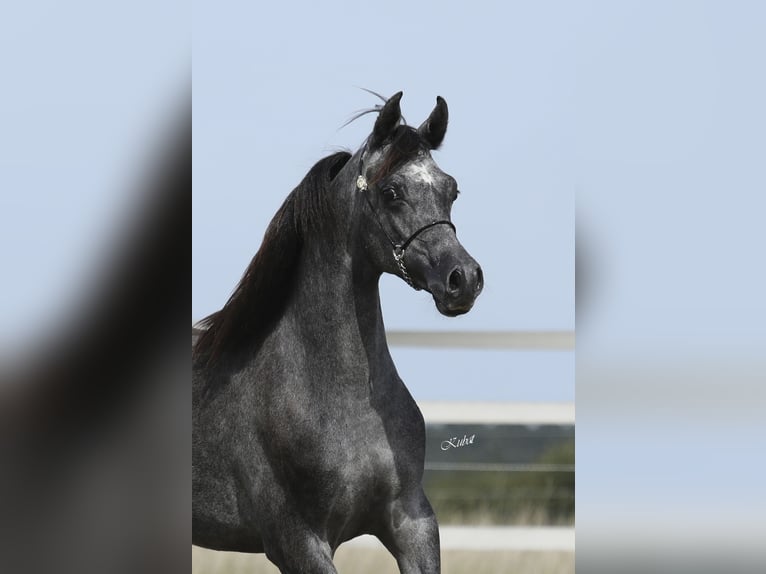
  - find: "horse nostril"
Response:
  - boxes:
[448,268,463,294]
[475,266,484,292]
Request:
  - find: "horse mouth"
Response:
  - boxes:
[434,297,474,317]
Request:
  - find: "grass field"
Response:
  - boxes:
[192,545,574,574]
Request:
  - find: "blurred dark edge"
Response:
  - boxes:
[0,104,190,574]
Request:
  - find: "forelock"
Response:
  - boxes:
[369,126,430,184]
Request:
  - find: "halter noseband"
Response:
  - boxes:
[356,147,456,290]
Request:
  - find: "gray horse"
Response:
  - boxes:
[193,92,483,573]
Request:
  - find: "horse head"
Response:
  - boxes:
[356,91,483,316]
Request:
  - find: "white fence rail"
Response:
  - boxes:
[420,401,574,425]
[386,330,575,350]
[348,526,575,551]
[192,326,575,351]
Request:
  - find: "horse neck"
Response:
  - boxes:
[290,241,382,338]
[282,163,393,379]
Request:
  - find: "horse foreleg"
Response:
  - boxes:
[262,522,338,574]
[379,488,441,574]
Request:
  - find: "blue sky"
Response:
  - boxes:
[192,1,575,402]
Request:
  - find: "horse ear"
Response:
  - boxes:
[418,96,448,149]
[370,91,403,149]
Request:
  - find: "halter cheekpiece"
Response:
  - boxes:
[356,146,456,290]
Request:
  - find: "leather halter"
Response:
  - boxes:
[356,147,456,290]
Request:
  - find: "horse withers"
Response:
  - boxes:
[193,92,483,573]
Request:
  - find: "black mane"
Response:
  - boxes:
[193,151,351,368]
[194,123,430,370]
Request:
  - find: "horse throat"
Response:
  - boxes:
[283,229,392,387]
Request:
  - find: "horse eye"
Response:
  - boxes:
[381,186,400,202]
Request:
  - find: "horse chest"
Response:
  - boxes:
[294,411,399,477]
[252,361,425,529]
[317,428,403,526]
[274,402,409,510]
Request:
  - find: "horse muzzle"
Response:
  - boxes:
[429,258,484,317]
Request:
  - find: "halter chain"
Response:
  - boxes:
[356,147,456,290]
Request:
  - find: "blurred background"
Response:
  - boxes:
[1,2,190,574]
[576,2,766,572]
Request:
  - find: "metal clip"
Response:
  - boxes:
[393,246,418,290]
[356,175,368,191]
